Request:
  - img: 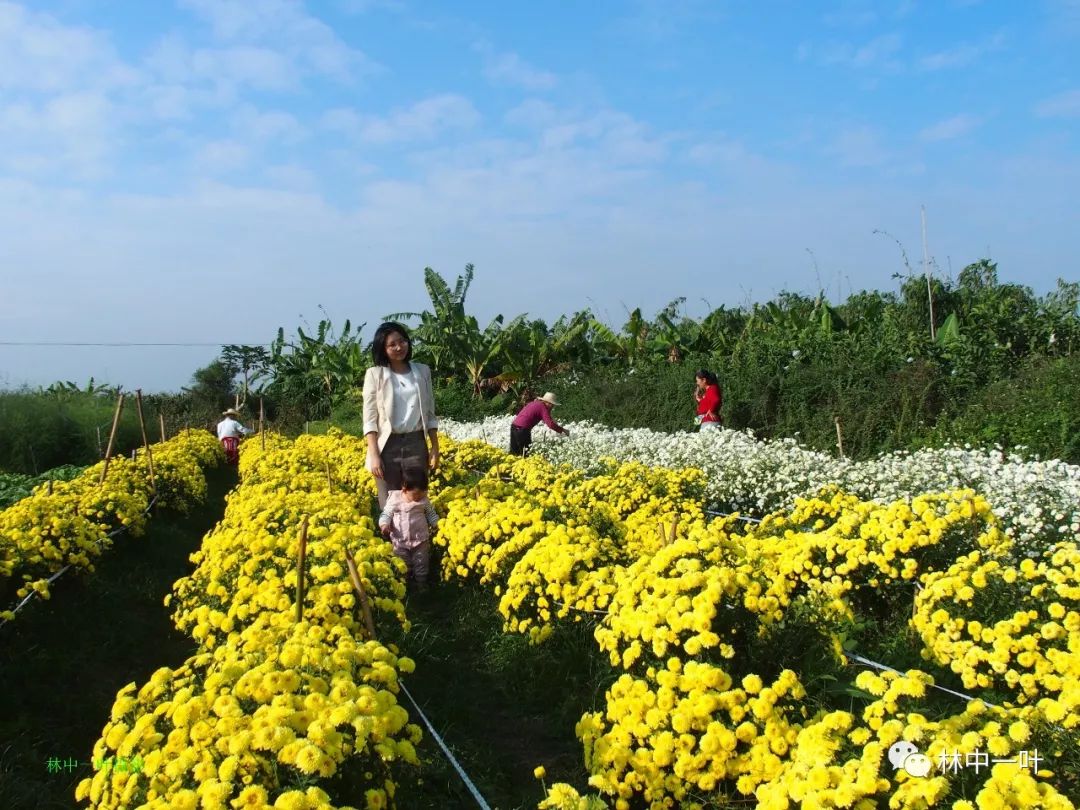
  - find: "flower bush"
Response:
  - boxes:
[439,417,1080,555]
[78,431,420,810]
[0,429,222,619]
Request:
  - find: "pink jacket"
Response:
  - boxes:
[379,491,439,549]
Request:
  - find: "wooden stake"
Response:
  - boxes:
[344,548,377,640]
[47,480,54,496]
[96,425,103,458]
[668,520,678,545]
[922,205,936,341]
[135,389,157,496]
[325,460,333,490]
[295,517,309,623]
[100,393,126,484]
[259,398,265,451]
[159,412,167,443]
[834,416,845,459]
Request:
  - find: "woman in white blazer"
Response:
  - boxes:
[363,321,440,508]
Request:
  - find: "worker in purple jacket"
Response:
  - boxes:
[510,392,569,456]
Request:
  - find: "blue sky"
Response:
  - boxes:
[1,0,1078,391]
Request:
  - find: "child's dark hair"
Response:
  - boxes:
[696,368,719,386]
[401,468,429,492]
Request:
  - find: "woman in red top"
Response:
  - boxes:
[694,369,722,431]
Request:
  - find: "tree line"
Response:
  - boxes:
[4,259,1078,472]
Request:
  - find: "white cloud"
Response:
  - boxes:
[504,99,560,129]
[337,0,407,12]
[232,105,307,143]
[813,32,904,71]
[0,1,137,93]
[0,92,115,179]
[323,95,480,144]
[1034,88,1080,117]
[193,140,250,173]
[822,7,879,27]
[174,0,380,84]
[475,44,557,91]
[827,126,892,167]
[918,32,1005,71]
[919,114,982,141]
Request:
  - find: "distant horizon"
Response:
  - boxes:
[2,1,1078,392]
[1,253,1069,394]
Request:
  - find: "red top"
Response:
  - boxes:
[512,400,565,432]
[696,384,722,423]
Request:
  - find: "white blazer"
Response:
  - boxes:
[362,362,438,453]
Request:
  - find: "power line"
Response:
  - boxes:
[0,341,272,347]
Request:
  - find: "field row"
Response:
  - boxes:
[0,430,222,622]
[428,435,1080,808]
[72,430,1080,808]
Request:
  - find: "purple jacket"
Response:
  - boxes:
[512,400,564,432]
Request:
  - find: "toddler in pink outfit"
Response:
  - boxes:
[378,471,439,589]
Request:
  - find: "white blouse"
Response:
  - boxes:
[389,369,422,433]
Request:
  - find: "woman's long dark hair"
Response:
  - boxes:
[695,369,719,386]
[371,321,413,366]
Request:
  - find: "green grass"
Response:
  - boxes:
[386,584,611,810]
[0,467,235,809]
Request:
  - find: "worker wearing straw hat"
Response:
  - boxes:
[509,392,569,457]
[217,408,252,464]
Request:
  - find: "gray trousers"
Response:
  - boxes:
[376,431,429,508]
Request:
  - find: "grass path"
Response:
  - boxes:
[0,467,236,809]
[388,584,605,809]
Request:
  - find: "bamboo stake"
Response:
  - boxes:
[668,520,678,545]
[100,394,126,484]
[344,548,377,640]
[96,425,103,458]
[47,480,54,496]
[159,412,167,443]
[295,517,309,623]
[259,398,265,451]
[325,461,333,490]
[135,389,157,496]
[922,205,936,341]
[834,416,845,459]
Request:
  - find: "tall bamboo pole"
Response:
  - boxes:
[159,412,167,443]
[135,389,157,496]
[835,416,845,459]
[295,517,309,623]
[922,205,936,341]
[259,398,265,451]
[344,549,376,639]
[100,394,126,484]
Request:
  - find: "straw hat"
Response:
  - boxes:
[222,408,241,418]
[539,392,559,406]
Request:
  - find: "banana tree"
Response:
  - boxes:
[497,311,591,389]
[267,318,367,418]
[459,313,521,396]
[386,265,476,376]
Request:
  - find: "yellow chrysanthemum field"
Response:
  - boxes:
[65,430,1078,809]
[0,429,223,623]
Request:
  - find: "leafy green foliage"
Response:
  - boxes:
[0,465,84,508]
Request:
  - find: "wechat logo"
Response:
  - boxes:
[888,741,932,778]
